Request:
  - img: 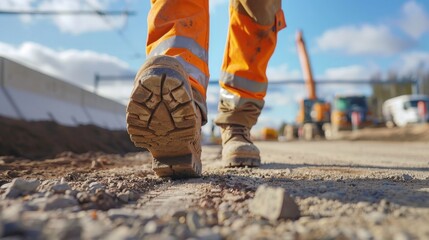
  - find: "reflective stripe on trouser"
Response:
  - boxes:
[147,0,209,124]
[215,0,286,128]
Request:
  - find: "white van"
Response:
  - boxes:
[382,95,429,127]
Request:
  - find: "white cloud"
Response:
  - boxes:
[96,81,134,104]
[0,0,34,9]
[322,65,376,80]
[0,0,36,22]
[39,0,127,35]
[0,0,127,35]
[265,91,293,106]
[317,24,408,55]
[397,51,429,75]
[398,1,429,39]
[267,63,301,81]
[0,41,134,102]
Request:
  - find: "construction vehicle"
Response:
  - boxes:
[323,95,373,139]
[284,31,330,140]
[261,127,279,141]
[382,95,429,127]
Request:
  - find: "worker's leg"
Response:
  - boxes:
[126,0,209,177]
[146,0,209,122]
[215,0,286,167]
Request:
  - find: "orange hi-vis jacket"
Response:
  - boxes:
[147,0,286,127]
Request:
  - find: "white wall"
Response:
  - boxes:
[0,57,126,130]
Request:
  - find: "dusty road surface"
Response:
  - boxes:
[1,140,429,239]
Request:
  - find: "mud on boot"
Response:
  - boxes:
[126,56,202,178]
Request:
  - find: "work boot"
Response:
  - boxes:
[126,55,202,178]
[220,124,261,167]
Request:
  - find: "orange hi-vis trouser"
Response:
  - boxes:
[147,0,286,128]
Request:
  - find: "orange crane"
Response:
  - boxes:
[285,31,330,140]
[296,31,316,101]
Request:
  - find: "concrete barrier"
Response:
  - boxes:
[0,56,126,130]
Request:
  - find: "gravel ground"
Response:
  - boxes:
[1,141,429,239]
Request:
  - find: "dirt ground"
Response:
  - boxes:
[1,136,429,239]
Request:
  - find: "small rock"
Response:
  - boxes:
[80,217,109,239]
[65,190,79,198]
[205,210,218,226]
[3,188,22,199]
[129,191,139,201]
[5,170,19,178]
[187,211,202,232]
[107,208,139,220]
[77,192,90,203]
[2,221,25,237]
[173,224,191,239]
[88,182,105,193]
[90,190,117,211]
[43,219,82,240]
[43,196,79,210]
[230,218,246,231]
[50,183,71,193]
[145,220,163,234]
[64,172,80,181]
[356,228,373,240]
[401,174,413,181]
[45,191,54,198]
[1,182,11,189]
[2,204,30,221]
[249,185,300,221]
[91,160,103,169]
[105,226,135,240]
[210,188,222,194]
[28,197,48,210]
[172,210,188,219]
[217,209,233,224]
[242,224,262,236]
[393,231,412,240]
[196,228,222,240]
[10,178,40,192]
[2,178,40,199]
[218,202,231,211]
[319,185,328,193]
[366,212,386,225]
[117,192,130,203]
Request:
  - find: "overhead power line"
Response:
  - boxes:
[0,4,143,59]
[0,10,136,16]
[93,74,419,93]
[84,0,143,59]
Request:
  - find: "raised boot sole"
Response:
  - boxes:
[126,65,201,178]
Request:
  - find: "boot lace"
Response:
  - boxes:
[222,125,251,143]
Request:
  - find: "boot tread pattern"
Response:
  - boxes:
[126,67,201,177]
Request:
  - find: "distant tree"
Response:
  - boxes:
[415,62,429,95]
[278,122,287,136]
[370,70,413,121]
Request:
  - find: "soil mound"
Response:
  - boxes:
[0,116,141,159]
[341,124,429,142]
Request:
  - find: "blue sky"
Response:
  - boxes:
[1,0,429,134]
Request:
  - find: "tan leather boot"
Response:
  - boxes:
[220,124,261,167]
[126,55,202,177]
